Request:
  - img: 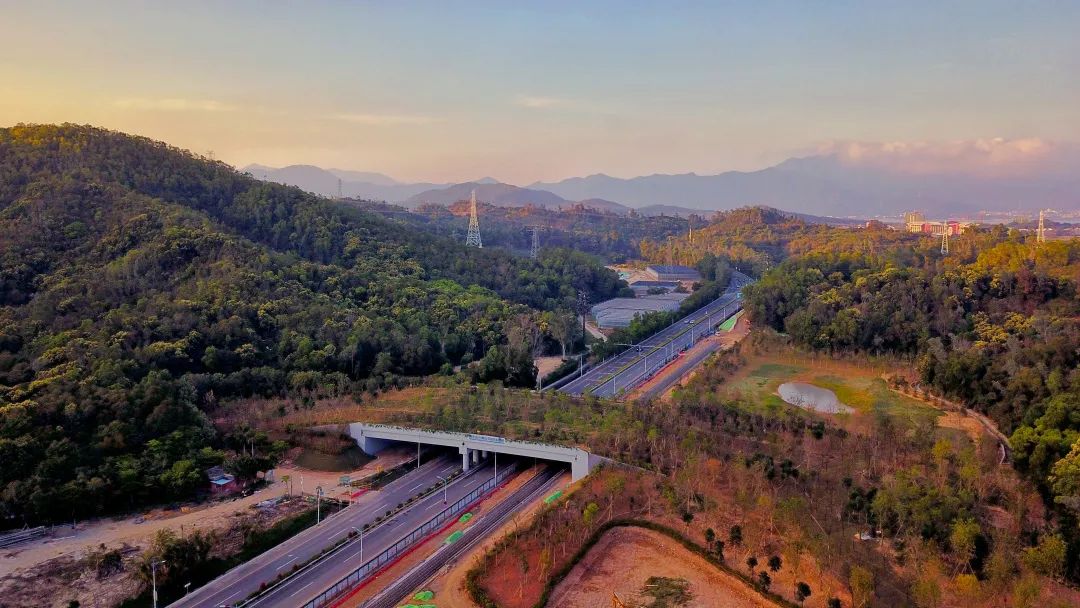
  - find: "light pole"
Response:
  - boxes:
[437,475,448,504]
[150,560,166,608]
[352,526,364,561]
[315,486,323,524]
[494,451,497,482]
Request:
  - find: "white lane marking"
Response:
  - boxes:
[289,581,314,597]
[275,555,298,571]
[223,590,243,601]
[410,482,423,491]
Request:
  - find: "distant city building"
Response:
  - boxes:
[903,211,925,226]
[645,264,702,282]
[905,219,969,236]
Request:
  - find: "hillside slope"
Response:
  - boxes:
[0,124,623,522]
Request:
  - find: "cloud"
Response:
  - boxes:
[515,95,569,109]
[329,112,437,126]
[816,138,1078,177]
[113,97,238,112]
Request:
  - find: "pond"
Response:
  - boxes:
[777,382,854,414]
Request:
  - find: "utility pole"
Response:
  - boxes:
[315,486,323,524]
[151,560,166,608]
[1038,209,1046,243]
[940,228,949,255]
[466,189,483,247]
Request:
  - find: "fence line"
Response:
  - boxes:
[300,463,518,608]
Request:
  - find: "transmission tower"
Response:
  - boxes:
[465,189,483,248]
[940,228,949,255]
[1037,209,1046,244]
[529,226,541,259]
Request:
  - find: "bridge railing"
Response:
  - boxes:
[300,463,518,608]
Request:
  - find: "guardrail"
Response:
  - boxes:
[300,464,518,608]
[0,526,46,548]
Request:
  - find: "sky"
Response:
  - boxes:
[2,1,1079,184]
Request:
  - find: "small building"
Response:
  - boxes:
[645,265,702,282]
[206,466,238,495]
[628,280,681,295]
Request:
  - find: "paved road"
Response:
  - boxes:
[559,271,752,398]
[245,461,508,608]
[361,465,562,608]
[172,455,464,608]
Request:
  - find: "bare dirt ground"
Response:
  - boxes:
[534,356,565,381]
[0,496,312,608]
[0,449,409,578]
[547,526,780,608]
[334,466,563,608]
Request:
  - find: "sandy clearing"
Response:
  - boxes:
[547,526,779,608]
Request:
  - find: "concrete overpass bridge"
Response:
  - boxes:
[347,423,600,481]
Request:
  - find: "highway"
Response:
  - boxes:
[172,454,465,608]
[244,461,508,608]
[558,271,752,398]
[361,465,563,608]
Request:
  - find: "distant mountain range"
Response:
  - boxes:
[243,151,1080,219]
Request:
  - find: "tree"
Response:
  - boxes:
[746,556,758,574]
[795,581,812,603]
[1020,533,1066,579]
[704,527,716,548]
[728,524,743,547]
[849,566,874,608]
[757,571,771,591]
[827,599,842,608]
[768,554,782,572]
[948,517,980,573]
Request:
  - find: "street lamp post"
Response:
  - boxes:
[437,475,448,504]
[150,560,166,608]
[315,486,323,524]
[352,526,364,561]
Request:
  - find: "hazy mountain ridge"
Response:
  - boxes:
[245,152,1080,219]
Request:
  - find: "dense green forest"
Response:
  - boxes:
[0,124,625,523]
[741,226,1080,578]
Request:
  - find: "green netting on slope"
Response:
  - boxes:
[444,530,464,544]
[543,490,563,504]
[719,310,744,331]
[413,590,435,601]
[458,512,473,524]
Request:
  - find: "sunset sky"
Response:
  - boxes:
[3,1,1078,183]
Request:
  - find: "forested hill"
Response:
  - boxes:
[0,124,623,522]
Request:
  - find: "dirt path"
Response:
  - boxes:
[547,526,780,608]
